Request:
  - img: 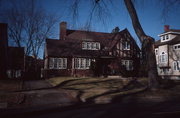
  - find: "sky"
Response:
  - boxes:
[1,0,180,58]
[41,0,180,42]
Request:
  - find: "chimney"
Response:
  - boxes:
[60,22,67,40]
[164,25,170,32]
[0,23,8,79]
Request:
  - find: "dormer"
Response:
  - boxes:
[158,25,180,43]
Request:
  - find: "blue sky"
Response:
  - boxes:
[41,0,180,44]
[1,0,180,58]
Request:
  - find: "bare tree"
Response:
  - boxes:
[6,0,59,58]
[69,0,180,89]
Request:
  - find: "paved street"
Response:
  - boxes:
[1,93,180,118]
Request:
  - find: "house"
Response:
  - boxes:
[155,25,180,79]
[7,47,25,79]
[43,22,141,78]
[0,23,9,79]
[0,23,25,79]
[0,23,44,79]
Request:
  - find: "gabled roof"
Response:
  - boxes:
[168,29,180,33]
[159,29,180,36]
[155,36,180,47]
[46,28,140,58]
[46,38,110,57]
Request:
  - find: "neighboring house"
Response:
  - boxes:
[155,25,180,79]
[0,23,44,79]
[7,47,25,79]
[0,23,25,79]
[43,22,140,78]
[0,23,8,79]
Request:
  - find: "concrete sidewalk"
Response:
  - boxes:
[22,80,52,90]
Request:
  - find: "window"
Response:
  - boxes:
[75,58,91,69]
[173,61,180,71]
[166,35,169,39]
[82,42,100,50]
[159,52,167,63]
[122,60,133,70]
[163,36,165,40]
[49,58,67,69]
[155,49,158,55]
[173,44,180,50]
[123,41,130,50]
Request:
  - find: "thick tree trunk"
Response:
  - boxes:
[124,0,160,89]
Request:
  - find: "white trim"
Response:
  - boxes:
[49,58,67,69]
[123,41,130,50]
[173,61,180,71]
[158,31,180,36]
[159,52,168,63]
[82,42,100,50]
[74,58,91,69]
[173,44,180,50]
[122,60,133,71]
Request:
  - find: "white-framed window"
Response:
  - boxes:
[173,61,180,71]
[161,35,165,41]
[123,41,130,50]
[49,58,67,69]
[173,44,180,50]
[122,60,133,70]
[161,34,170,42]
[159,52,167,63]
[155,48,158,55]
[82,42,100,50]
[74,58,91,69]
[166,35,169,40]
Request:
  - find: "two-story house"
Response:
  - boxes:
[43,22,140,78]
[155,25,180,79]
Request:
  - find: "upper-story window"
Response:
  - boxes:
[166,35,169,39]
[123,41,130,50]
[173,61,180,71]
[162,35,165,40]
[82,42,100,50]
[49,58,67,69]
[159,52,167,63]
[173,44,180,50]
[161,34,170,42]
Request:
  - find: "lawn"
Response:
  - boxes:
[47,77,146,104]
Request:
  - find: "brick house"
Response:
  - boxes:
[155,25,180,79]
[0,23,8,79]
[0,23,44,79]
[44,22,141,78]
[7,47,25,79]
[0,23,25,79]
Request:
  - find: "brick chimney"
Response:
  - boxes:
[60,22,67,40]
[164,25,170,32]
[0,23,8,79]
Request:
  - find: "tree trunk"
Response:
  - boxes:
[124,0,160,89]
